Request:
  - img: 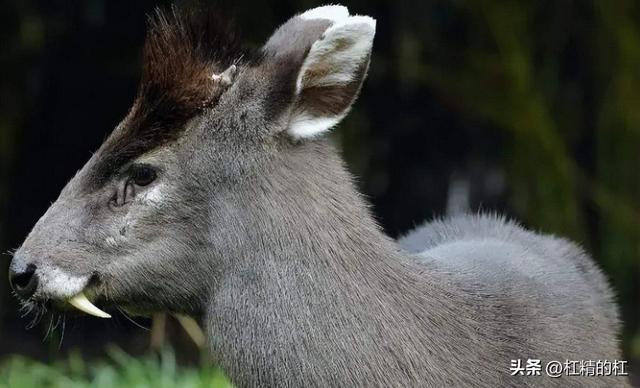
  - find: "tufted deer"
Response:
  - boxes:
[9,5,628,387]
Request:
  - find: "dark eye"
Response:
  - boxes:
[130,164,157,187]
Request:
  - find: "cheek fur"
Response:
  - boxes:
[140,184,165,204]
[103,183,170,248]
[105,236,119,248]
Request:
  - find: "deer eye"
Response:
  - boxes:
[130,164,157,187]
[110,164,158,208]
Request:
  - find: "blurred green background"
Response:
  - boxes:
[0,0,638,386]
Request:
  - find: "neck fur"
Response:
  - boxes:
[205,140,483,386]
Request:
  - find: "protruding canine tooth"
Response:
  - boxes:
[68,292,111,318]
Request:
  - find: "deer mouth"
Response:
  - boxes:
[14,277,112,328]
[33,268,112,319]
[58,273,112,318]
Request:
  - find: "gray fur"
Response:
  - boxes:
[9,5,628,387]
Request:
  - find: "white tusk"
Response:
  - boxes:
[68,292,111,318]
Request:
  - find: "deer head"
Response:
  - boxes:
[9,4,376,319]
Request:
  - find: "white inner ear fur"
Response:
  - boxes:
[288,114,344,140]
[288,14,376,140]
[296,16,376,93]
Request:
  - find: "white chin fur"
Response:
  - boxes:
[38,267,110,318]
[38,266,89,299]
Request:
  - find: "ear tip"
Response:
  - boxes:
[347,15,377,32]
[324,15,376,42]
[300,5,350,22]
[299,6,377,34]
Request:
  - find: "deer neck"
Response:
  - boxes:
[205,140,473,386]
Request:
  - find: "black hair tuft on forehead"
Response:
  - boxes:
[92,4,246,185]
[141,4,242,103]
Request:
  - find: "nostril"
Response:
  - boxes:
[10,264,39,299]
[13,265,35,288]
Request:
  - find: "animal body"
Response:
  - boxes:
[9,4,628,387]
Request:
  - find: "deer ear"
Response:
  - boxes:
[289,11,375,140]
[258,6,376,140]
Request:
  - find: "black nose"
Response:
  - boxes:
[9,264,39,300]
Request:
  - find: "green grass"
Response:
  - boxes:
[0,347,233,388]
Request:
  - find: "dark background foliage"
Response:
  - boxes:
[0,0,638,382]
